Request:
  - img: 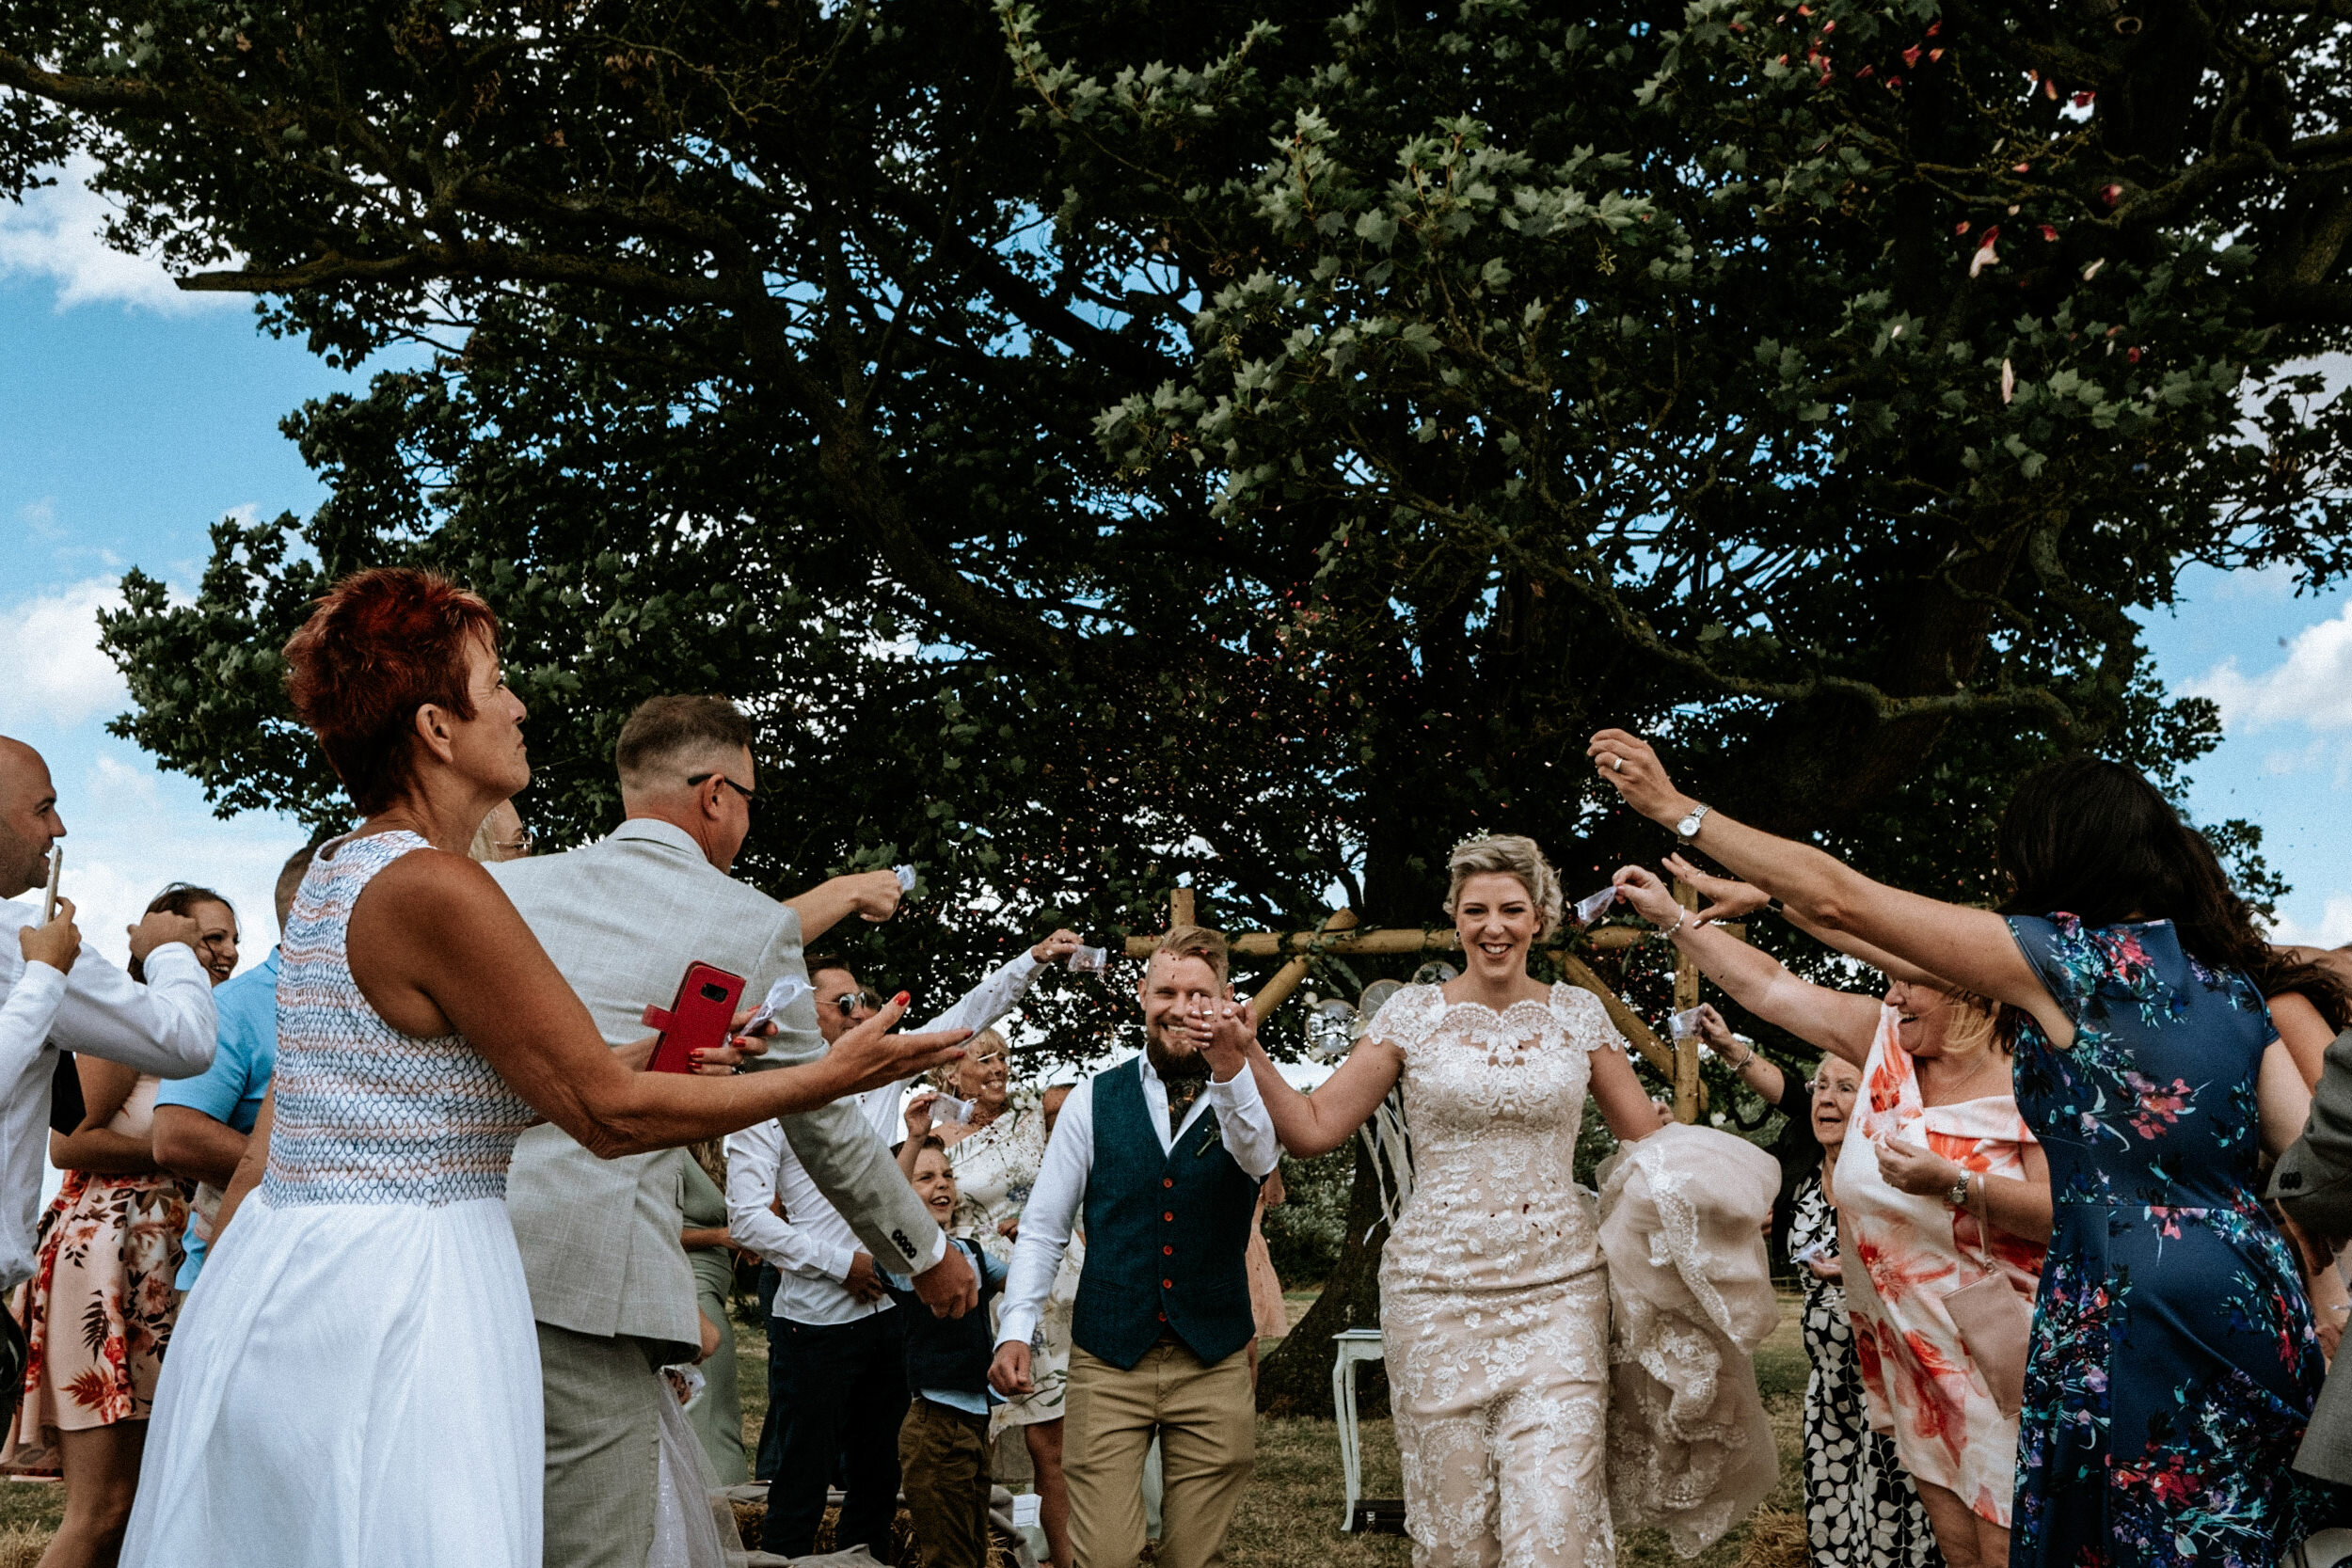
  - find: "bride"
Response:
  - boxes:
[1218,833,1758,1568]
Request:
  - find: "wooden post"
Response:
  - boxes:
[1672,881,1701,1124]
[1248,910,1359,1024]
[1170,887,1196,928]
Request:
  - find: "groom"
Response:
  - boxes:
[990,927,1278,1568]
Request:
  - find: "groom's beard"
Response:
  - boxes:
[1145,1033,1213,1085]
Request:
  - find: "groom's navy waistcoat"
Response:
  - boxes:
[1071,1062,1262,1370]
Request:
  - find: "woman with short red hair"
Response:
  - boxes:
[119,568,971,1568]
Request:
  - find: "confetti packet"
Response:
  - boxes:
[742,974,812,1036]
[1668,1006,1707,1040]
[1573,885,1619,925]
[895,864,917,892]
[1068,943,1108,974]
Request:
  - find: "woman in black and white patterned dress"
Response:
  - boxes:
[1789,1055,1942,1568]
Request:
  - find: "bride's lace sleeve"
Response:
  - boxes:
[1363,984,1444,1058]
[1553,983,1629,1054]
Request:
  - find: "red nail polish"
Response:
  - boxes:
[892,990,911,1007]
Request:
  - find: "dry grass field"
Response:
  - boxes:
[0,1286,1812,1568]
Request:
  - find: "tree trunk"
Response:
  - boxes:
[1256,1137,1391,1417]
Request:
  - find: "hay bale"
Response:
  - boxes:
[1733,1507,1807,1568]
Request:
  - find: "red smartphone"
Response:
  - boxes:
[644,962,746,1075]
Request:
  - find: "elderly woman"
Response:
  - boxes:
[1597,731,2340,1568]
[119,567,968,1568]
[904,1028,1083,1568]
[1616,863,2040,1568]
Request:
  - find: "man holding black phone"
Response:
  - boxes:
[0,736,218,1421]
[492,696,977,1568]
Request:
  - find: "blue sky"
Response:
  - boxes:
[4,165,2350,974]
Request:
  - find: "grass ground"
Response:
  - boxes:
[0,1286,1811,1568]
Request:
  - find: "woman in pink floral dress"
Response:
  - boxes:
[1837,988,2050,1567]
[5,884,233,1567]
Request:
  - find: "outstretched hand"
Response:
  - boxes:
[1610,864,1684,928]
[825,993,972,1098]
[1030,928,1083,964]
[1661,853,1769,924]
[1586,730,1692,827]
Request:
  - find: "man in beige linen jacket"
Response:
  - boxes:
[493,696,976,1568]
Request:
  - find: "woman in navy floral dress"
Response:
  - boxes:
[1590,735,2337,1568]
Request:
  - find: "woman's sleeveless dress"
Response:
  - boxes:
[121,832,542,1568]
[1835,1006,2045,1527]
[1370,981,1623,1568]
[2007,915,2326,1568]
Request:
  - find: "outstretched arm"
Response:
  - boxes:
[348,849,970,1159]
[1220,1008,1402,1159]
[1591,730,2071,1046]
[1661,854,1950,990]
[1613,865,1883,1065]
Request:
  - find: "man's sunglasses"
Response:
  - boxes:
[687,772,757,813]
[827,989,886,1017]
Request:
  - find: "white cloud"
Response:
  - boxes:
[0,578,130,731]
[2265,895,2352,950]
[0,156,233,314]
[2185,603,2352,736]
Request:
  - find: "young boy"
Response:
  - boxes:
[887,1136,1009,1568]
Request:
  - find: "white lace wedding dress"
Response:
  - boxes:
[1369,983,1777,1568]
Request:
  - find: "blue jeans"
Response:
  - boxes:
[763,1309,909,1557]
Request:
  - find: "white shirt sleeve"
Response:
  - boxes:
[0,961,68,1094]
[724,1119,856,1281]
[1204,1061,1281,1180]
[0,904,217,1078]
[994,1075,1092,1349]
[917,950,1043,1037]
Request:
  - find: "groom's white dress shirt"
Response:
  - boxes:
[0,899,216,1288]
[995,1053,1279,1350]
[727,949,1047,1326]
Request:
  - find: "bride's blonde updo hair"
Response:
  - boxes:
[1443,833,1564,941]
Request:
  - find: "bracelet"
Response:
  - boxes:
[1945,1171,1972,1210]
[1724,1044,1756,1071]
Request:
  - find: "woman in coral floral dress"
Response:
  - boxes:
[1836,989,2048,1561]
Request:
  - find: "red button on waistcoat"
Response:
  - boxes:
[1162,1244,1173,1256]
[1163,1212,1175,1222]
[1162,1278,1173,1289]
[1163,1178,1174,1189]
[1158,1310,1168,1322]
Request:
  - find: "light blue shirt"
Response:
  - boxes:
[156,948,279,1288]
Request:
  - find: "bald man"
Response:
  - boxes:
[0,736,218,1292]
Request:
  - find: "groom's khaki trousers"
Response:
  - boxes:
[1065,1341,1255,1568]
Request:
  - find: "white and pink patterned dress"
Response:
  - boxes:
[122,831,543,1568]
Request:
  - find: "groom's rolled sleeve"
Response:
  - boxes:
[1205,1062,1280,1180]
[996,1078,1092,1350]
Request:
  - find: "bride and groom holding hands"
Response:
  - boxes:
[992,830,1783,1568]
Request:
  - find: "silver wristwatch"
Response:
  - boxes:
[1946,1172,1972,1209]
[1675,803,1711,844]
